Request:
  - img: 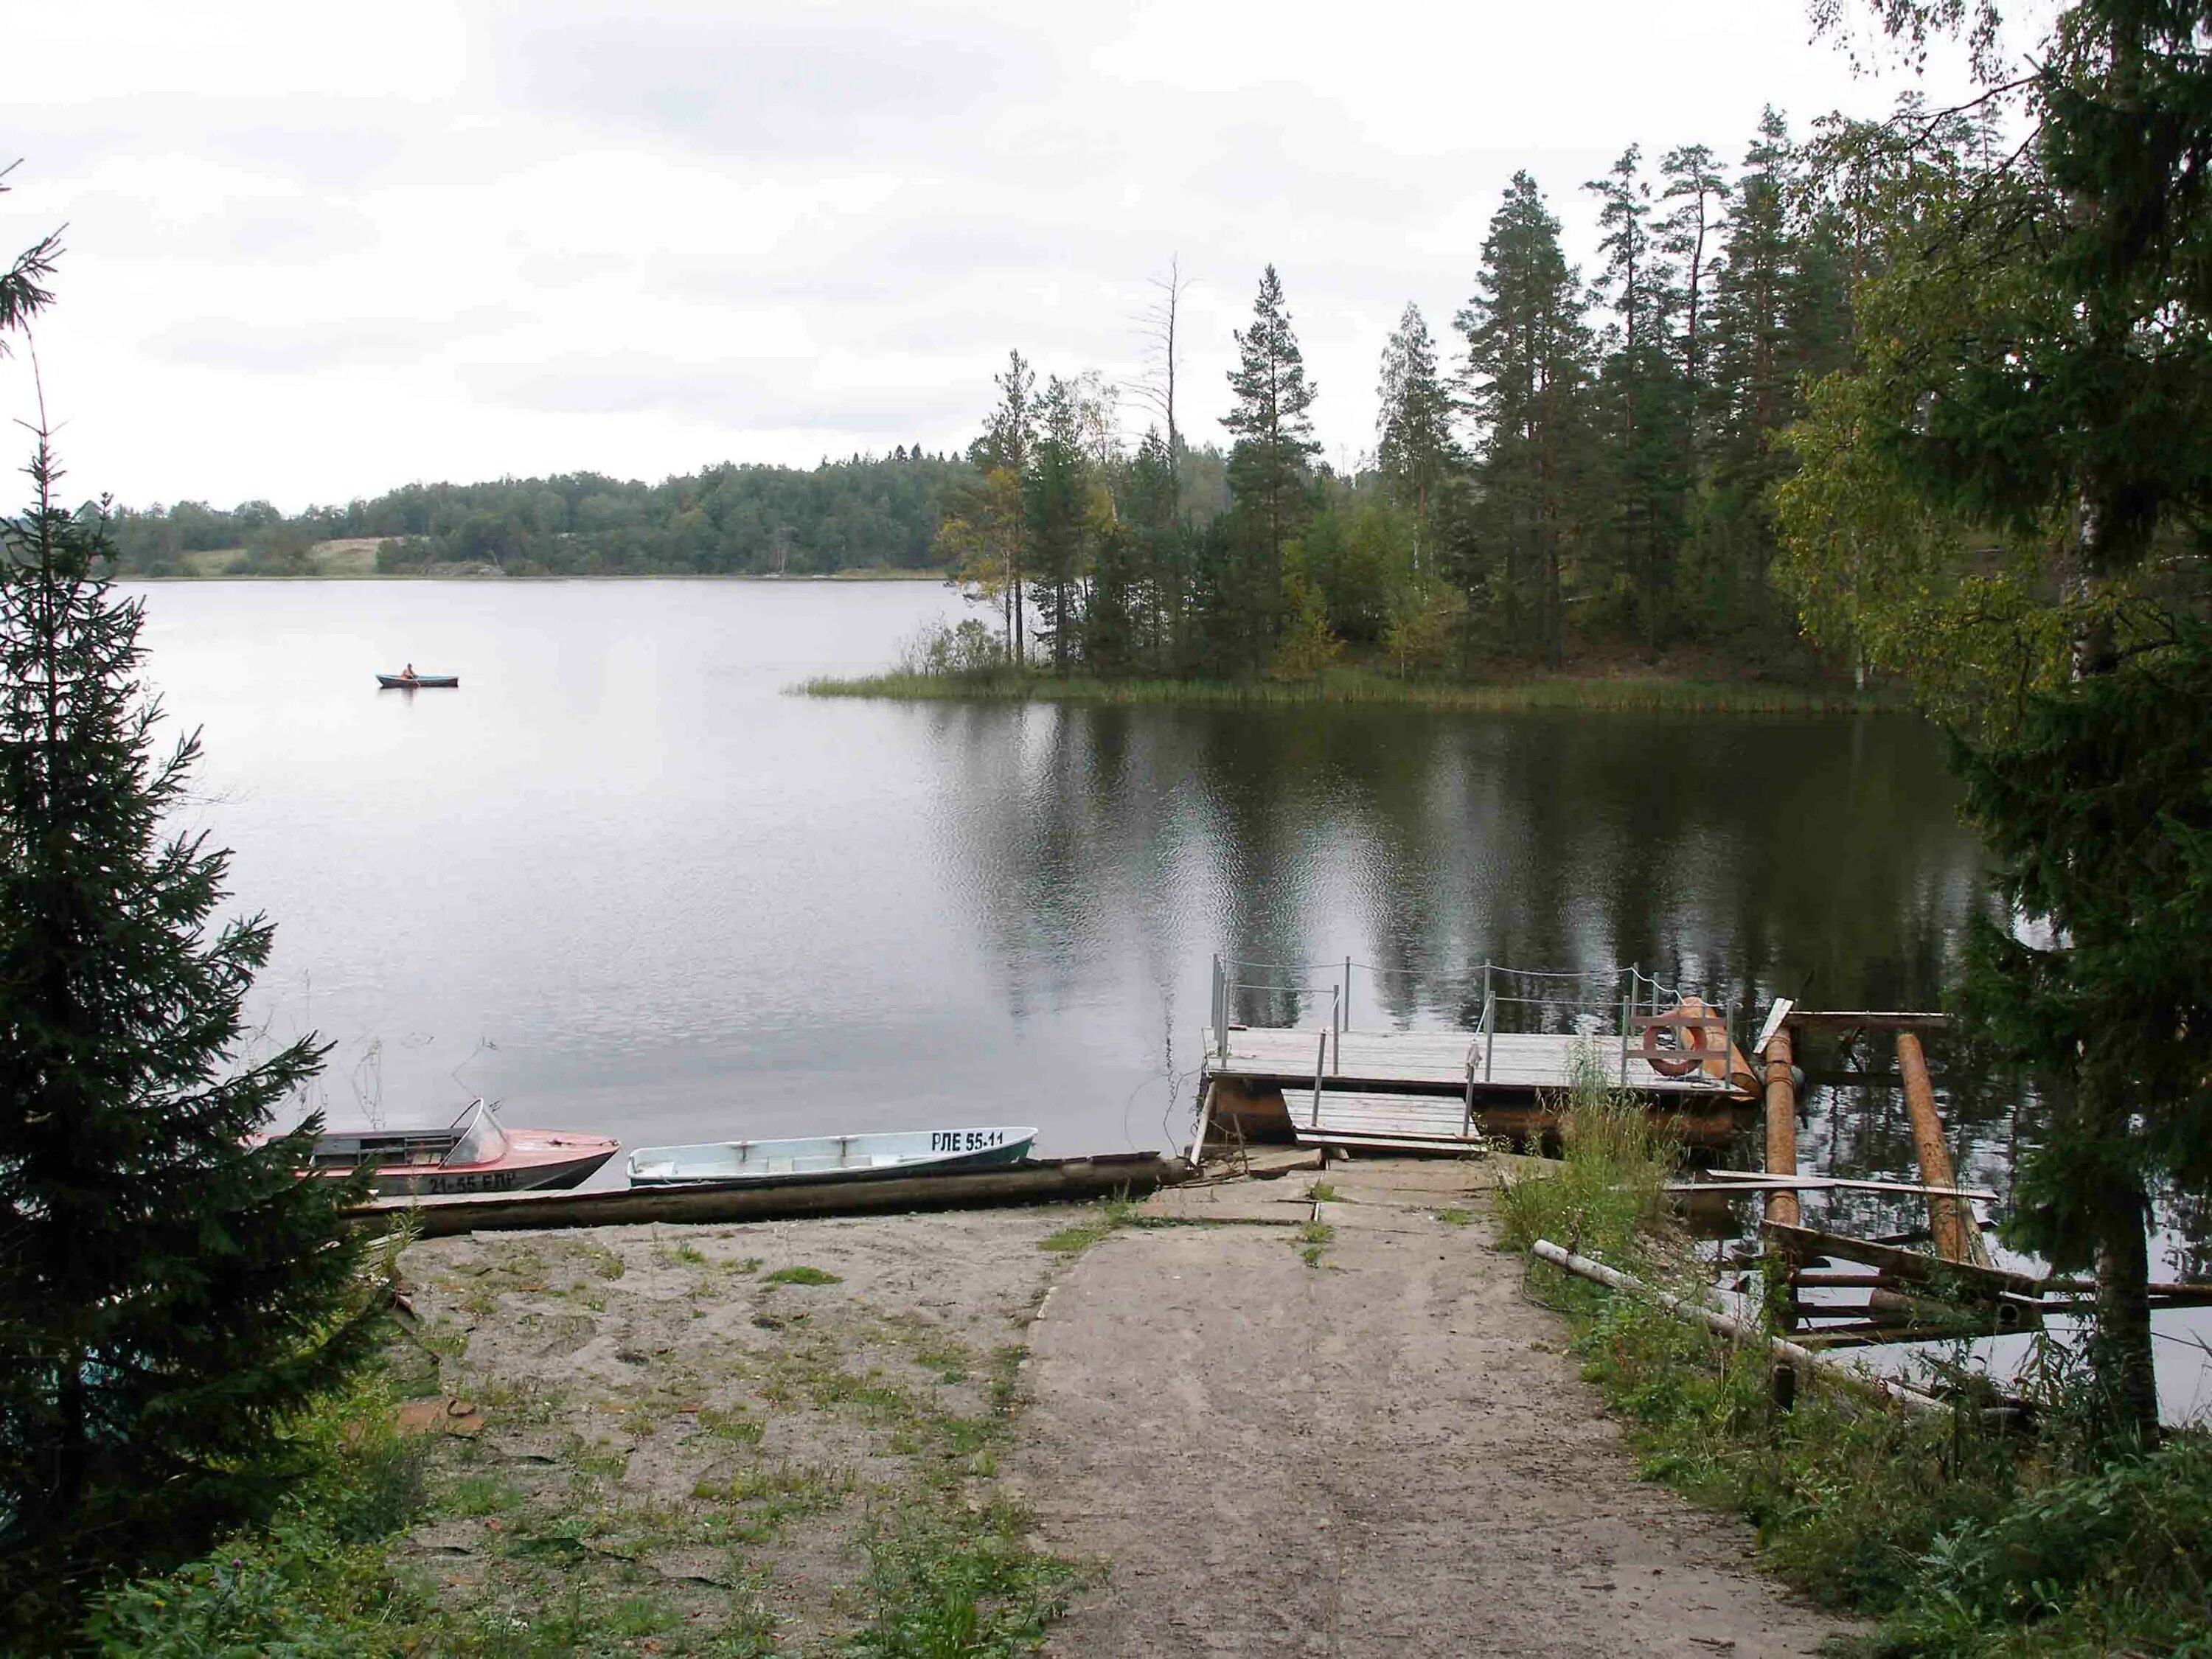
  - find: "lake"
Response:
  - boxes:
[132,577,2211,1420]
[133,577,1983,1160]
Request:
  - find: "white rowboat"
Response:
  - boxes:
[626,1125,1037,1187]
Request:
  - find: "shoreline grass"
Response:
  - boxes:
[1498,1054,2212,1656]
[799,666,1897,716]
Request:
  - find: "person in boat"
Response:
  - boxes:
[400,662,418,684]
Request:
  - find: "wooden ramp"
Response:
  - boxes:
[1290,1088,1485,1152]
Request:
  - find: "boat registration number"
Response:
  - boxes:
[406,1172,521,1194]
[930,1130,1008,1153]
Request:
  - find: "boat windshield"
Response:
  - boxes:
[444,1100,509,1167]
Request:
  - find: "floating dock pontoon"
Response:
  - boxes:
[1197,958,1757,1155]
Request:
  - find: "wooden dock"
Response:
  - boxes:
[1203,1025,1752,1098]
[1197,1023,1756,1155]
[1195,959,1758,1156]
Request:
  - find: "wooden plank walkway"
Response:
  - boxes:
[1203,1026,1747,1097]
[1290,1089,1478,1148]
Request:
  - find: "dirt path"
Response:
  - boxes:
[1009,1158,1854,1658]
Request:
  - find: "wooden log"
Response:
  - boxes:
[1673,1173,2000,1200]
[1789,1010,1950,1034]
[1188,1080,1217,1166]
[2027,1281,2212,1308]
[1762,1219,2039,1299]
[1790,1287,2036,1335]
[1532,1239,1948,1418]
[1896,1032,1993,1267]
[1762,1026,1799,1228]
[348,1152,1191,1239]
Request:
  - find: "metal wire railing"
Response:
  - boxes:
[1208,953,1725,1077]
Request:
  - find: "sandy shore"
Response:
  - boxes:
[386,1158,1849,1655]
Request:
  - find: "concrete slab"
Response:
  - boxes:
[1012,1201,1854,1658]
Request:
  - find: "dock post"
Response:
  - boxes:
[1331,987,1341,1074]
[1762,1021,1801,1353]
[1312,1030,1326,1128]
[1762,1026,1799,1229]
[1344,956,1352,1031]
[1618,985,1632,1086]
[1481,961,1495,1082]
[1897,1032,1992,1267]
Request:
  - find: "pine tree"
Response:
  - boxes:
[0,434,374,1621]
[1374,303,1456,574]
[1456,172,1592,667]
[978,350,1037,661]
[1222,265,1320,672]
[1658,143,1730,470]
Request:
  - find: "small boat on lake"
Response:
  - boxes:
[625,1125,1037,1187]
[377,672,459,689]
[298,1099,618,1197]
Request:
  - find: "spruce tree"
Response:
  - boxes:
[1587,145,1688,652]
[1788,0,2212,1441]
[1026,375,1091,677]
[0,434,373,1622]
[1952,627,2212,1444]
[1455,171,1591,666]
[1374,303,1456,574]
[1121,429,1183,672]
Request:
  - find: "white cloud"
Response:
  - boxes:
[0,0,2006,510]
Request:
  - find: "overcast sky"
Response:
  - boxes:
[1,0,1992,512]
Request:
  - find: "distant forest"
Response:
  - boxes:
[107,453,976,578]
[111,104,1915,679]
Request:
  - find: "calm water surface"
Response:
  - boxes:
[133,579,2210,1419]
[129,580,1982,1159]
[133,579,1985,1164]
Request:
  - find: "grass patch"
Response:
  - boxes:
[801,664,1890,716]
[845,1498,1085,1659]
[762,1264,842,1286]
[565,1241,625,1280]
[698,1405,765,1445]
[1435,1207,1474,1227]
[1310,1180,1341,1203]
[1499,1043,2212,1657]
[1038,1196,1140,1255]
[1295,1220,1336,1267]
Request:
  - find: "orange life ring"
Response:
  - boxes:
[1641,1001,1711,1079]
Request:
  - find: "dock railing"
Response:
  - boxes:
[1211,954,1731,1084]
[1210,954,1339,1068]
